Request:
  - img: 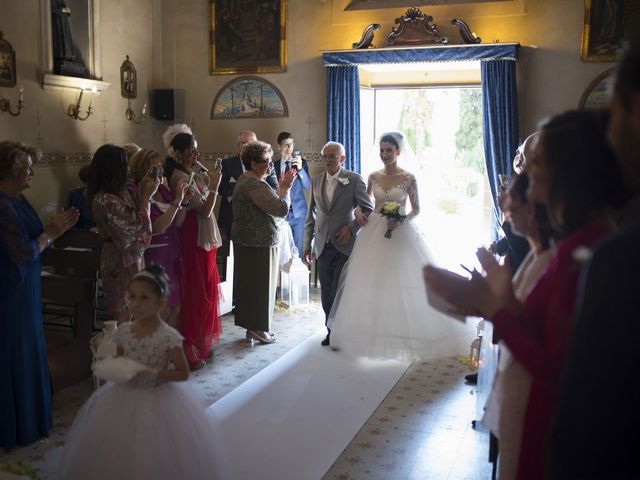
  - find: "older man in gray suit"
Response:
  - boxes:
[303,141,374,346]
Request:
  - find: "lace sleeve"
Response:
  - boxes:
[163,324,184,350]
[247,181,289,217]
[0,197,41,278]
[407,174,420,220]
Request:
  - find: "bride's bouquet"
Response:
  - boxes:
[379,202,407,238]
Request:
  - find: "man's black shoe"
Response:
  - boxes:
[464,373,478,385]
[321,334,330,346]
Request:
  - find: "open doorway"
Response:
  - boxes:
[360,85,494,271]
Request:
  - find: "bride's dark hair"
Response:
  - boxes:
[375,131,415,170]
[379,133,402,150]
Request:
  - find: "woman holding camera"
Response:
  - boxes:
[232,140,296,344]
[128,148,190,328]
[165,132,222,370]
[88,144,159,324]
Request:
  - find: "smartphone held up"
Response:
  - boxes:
[151,165,163,180]
[187,172,196,188]
[291,150,301,171]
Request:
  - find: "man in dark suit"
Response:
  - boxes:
[218,130,277,241]
[548,40,640,479]
[272,132,311,255]
[303,141,374,346]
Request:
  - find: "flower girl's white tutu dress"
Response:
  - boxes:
[60,322,230,479]
[329,173,474,361]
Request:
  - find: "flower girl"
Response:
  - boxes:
[61,265,230,480]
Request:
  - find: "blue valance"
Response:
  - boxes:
[322,43,519,66]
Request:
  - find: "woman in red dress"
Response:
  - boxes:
[425,110,625,479]
[165,133,223,370]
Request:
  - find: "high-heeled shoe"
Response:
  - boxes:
[246,330,276,345]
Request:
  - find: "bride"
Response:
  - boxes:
[329,131,473,361]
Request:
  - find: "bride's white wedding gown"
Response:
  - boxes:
[329,172,474,361]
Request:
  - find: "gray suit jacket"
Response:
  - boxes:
[303,168,373,258]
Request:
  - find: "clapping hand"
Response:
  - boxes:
[45,208,80,240]
[280,168,297,189]
[423,265,485,318]
[475,247,518,313]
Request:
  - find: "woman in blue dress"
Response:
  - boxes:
[0,141,78,450]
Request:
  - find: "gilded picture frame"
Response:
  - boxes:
[578,67,615,110]
[0,31,17,88]
[211,75,288,119]
[581,0,640,62]
[209,0,287,75]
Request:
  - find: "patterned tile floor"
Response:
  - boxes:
[1,288,492,479]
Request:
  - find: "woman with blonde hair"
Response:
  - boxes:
[0,141,78,448]
[129,148,190,327]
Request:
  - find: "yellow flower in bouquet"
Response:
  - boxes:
[379,202,408,238]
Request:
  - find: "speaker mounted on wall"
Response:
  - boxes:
[152,89,175,121]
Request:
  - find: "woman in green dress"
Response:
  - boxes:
[231,141,295,344]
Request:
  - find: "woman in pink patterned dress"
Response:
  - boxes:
[87,144,159,324]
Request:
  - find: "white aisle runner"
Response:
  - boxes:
[207,331,410,480]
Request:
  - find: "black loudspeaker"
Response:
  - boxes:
[152,89,174,121]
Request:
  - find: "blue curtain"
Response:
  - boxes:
[481,60,519,237]
[326,66,361,172]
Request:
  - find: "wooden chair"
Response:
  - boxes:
[41,229,103,334]
[41,229,103,391]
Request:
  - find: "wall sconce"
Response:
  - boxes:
[67,86,95,121]
[0,86,23,116]
[125,99,146,123]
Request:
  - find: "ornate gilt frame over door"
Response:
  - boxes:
[209,0,287,75]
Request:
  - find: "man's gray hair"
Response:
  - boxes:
[321,141,345,157]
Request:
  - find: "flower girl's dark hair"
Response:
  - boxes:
[130,264,171,298]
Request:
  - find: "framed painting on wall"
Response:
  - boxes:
[0,31,17,87]
[211,75,288,119]
[209,0,287,75]
[581,0,640,62]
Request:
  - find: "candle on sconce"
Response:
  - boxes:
[18,86,24,103]
[77,88,84,107]
[88,86,97,109]
[142,103,147,116]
